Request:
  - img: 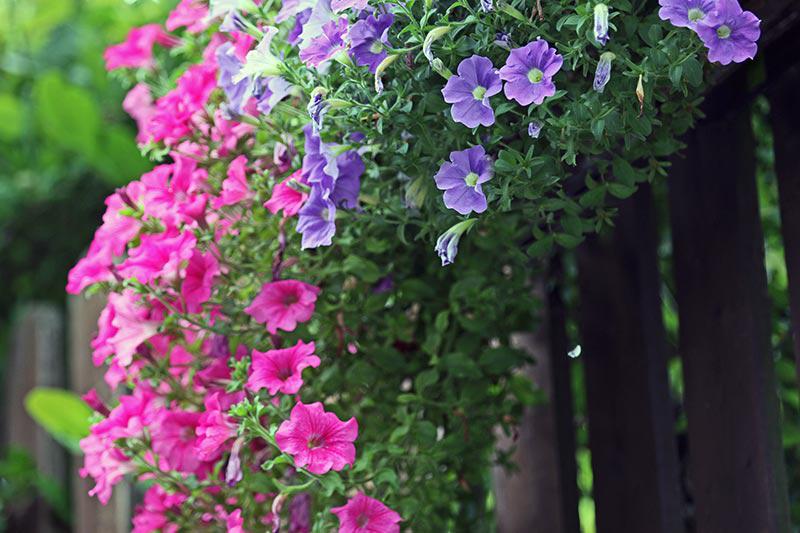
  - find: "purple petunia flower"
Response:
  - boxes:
[254,76,293,115]
[593,52,615,93]
[349,13,394,73]
[307,90,329,132]
[441,55,502,128]
[434,219,477,266]
[299,17,348,67]
[331,0,369,11]
[216,43,252,116]
[658,0,716,29]
[695,0,760,65]
[302,124,338,184]
[288,9,313,45]
[329,150,364,209]
[302,124,364,205]
[297,188,337,249]
[499,39,563,106]
[434,145,492,215]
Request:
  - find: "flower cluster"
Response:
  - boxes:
[69,0,762,529]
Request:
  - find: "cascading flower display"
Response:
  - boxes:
[67,0,762,529]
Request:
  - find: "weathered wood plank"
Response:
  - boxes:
[577,184,684,533]
[668,68,790,533]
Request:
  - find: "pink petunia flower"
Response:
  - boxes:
[132,485,186,533]
[245,280,320,335]
[118,229,197,284]
[104,24,178,71]
[166,0,210,34]
[275,402,358,475]
[182,250,221,313]
[264,170,308,217]
[123,84,157,143]
[107,290,160,367]
[195,392,238,461]
[213,155,253,209]
[151,410,204,473]
[331,493,402,533]
[247,340,320,395]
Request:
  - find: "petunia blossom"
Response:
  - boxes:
[297,188,337,249]
[182,250,221,313]
[694,0,760,65]
[498,39,563,106]
[349,14,393,73]
[195,392,238,461]
[331,0,368,11]
[331,493,402,533]
[658,0,716,29]
[150,410,204,473]
[441,55,502,128]
[244,279,321,334]
[166,0,210,33]
[275,402,358,474]
[248,340,320,395]
[264,170,309,216]
[104,24,177,71]
[433,145,493,215]
[213,155,253,208]
[300,17,349,67]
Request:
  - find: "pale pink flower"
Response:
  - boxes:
[104,24,177,71]
[166,0,210,34]
[195,392,238,461]
[331,493,402,533]
[182,250,221,313]
[331,0,370,11]
[264,170,308,217]
[245,280,321,335]
[107,290,160,367]
[213,155,253,208]
[275,402,357,475]
[123,84,157,143]
[247,340,320,395]
[151,410,204,473]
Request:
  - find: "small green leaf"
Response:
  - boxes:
[24,387,92,454]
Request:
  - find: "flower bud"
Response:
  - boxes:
[423,26,450,62]
[435,219,478,266]
[374,53,400,94]
[593,52,616,93]
[527,120,543,138]
[430,57,453,79]
[594,4,610,46]
[636,74,645,115]
[307,87,329,132]
[480,0,493,12]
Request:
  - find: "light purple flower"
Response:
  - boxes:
[480,0,493,12]
[434,145,492,215]
[299,17,348,67]
[297,188,337,249]
[441,55,502,128]
[307,90,329,132]
[302,124,338,184]
[658,0,716,29]
[216,43,252,116]
[435,219,477,266]
[594,4,610,45]
[254,76,293,115]
[277,0,315,23]
[593,52,615,93]
[331,0,368,11]
[528,120,543,138]
[349,13,394,73]
[289,9,313,45]
[499,39,563,106]
[695,0,760,65]
[301,124,363,207]
[330,151,364,209]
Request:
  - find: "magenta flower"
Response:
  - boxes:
[195,392,238,461]
[434,145,493,215]
[275,402,358,474]
[166,0,209,33]
[247,340,321,395]
[695,0,760,65]
[181,251,220,314]
[151,410,203,473]
[349,13,393,73]
[300,17,349,67]
[331,493,402,533]
[107,290,160,367]
[441,55,502,128]
[212,155,253,209]
[104,24,177,71]
[244,279,321,334]
[658,0,716,29]
[499,39,563,106]
[264,170,309,217]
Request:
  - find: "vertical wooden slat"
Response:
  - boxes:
[492,276,580,533]
[3,304,67,533]
[766,39,800,385]
[668,71,791,533]
[577,184,683,533]
[68,293,131,533]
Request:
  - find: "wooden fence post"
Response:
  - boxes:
[68,292,132,533]
[3,304,68,533]
[492,274,580,533]
[668,69,791,533]
[577,184,684,533]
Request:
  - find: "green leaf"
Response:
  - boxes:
[33,72,100,158]
[608,182,638,199]
[342,255,382,283]
[414,368,439,393]
[440,352,481,379]
[24,387,92,454]
[479,347,527,374]
[0,94,24,140]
